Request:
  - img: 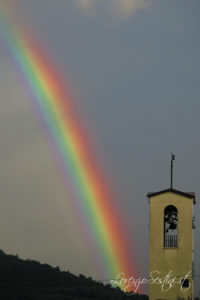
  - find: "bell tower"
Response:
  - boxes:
[148,154,195,300]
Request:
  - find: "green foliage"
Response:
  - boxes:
[0,249,148,300]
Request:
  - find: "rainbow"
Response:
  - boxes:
[0,1,138,283]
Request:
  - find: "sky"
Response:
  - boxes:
[0,0,200,295]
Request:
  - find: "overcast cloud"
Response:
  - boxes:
[75,0,149,18]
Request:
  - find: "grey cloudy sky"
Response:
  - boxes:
[0,0,200,295]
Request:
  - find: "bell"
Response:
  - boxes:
[169,222,177,230]
[167,215,174,224]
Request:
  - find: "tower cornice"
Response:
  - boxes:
[147,188,196,204]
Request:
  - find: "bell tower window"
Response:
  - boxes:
[164,205,178,248]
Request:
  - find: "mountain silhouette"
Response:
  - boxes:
[0,249,148,299]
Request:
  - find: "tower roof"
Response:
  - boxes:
[147,188,196,204]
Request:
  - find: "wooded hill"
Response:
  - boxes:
[0,249,148,299]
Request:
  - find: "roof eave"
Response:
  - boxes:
[147,188,196,204]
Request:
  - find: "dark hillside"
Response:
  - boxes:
[0,249,148,300]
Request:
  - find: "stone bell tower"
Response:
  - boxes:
[148,154,195,300]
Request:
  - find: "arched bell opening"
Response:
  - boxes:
[164,205,178,248]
